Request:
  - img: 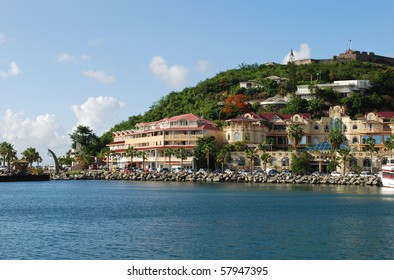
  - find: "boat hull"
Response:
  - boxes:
[0,174,50,182]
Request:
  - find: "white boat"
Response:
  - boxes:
[381,158,394,188]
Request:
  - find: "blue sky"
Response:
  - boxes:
[1,0,394,164]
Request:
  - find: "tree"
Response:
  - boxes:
[0,142,17,167]
[337,148,352,175]
[74,147,94,169]
[260,153,272,173]
[364,136,378,173]
[69,125,98,150]
[175,147,188,170]
[216,147,232,173]
[138,151,148,171]
[193,136,217,170]
[222,94,251,118]
[245,147,258,173]
[290,152,310,175]
[125,146,138,169]
[164,148,175,170]
[280,96,308,114]
[328,128,347,153]
[384,135,394,158]
[232,141,247,152]
[21,147,41,167]
[287,123,304,150]
[257,142,269,153]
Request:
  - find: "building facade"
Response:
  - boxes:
[107,106,394,173]
[107,113,222,170]
[223,106,394,173]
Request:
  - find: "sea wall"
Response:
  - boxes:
[51,171,381,186]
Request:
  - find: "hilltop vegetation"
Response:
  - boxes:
[106,60,394,135]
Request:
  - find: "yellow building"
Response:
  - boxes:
[223,106,394,173]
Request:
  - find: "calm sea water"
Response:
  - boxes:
[0,180,393,260]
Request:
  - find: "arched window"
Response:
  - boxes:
[352,124,358,130]
[349,157,357,168]
[270,157,277,167]
[314,125,319,131]
[314,136,319,144]
[324,125,330,132]
[245,133,250,141]
[343,125,347,132]
[227,133,230,141]
[281,157,289,167]
[363,158,371,168]
[237,156,245,166]
[352,137,358,144]
[234,132,240,141]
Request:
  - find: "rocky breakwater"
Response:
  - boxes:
[51,171,382,186]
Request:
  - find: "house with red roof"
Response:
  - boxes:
[107,113,222,170]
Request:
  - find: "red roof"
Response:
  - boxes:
[370,112,394,120]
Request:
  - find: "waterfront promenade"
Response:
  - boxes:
[51,170,381,186]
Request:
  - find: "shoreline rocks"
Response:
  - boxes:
[51,171,382,186]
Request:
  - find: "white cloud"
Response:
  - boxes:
[0,33,6,44]
[71,96,125,134]
[149,56,188,87]
[196,60,211,73]
[0,61,21,79]
[282,43,312,64]
[82,70,115,84]
[57,52,92,62]
[89,37,105,47]
[0,110,70,162]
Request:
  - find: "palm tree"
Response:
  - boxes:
[175,147,188,170]
[21,147,41,167]
[216,147,232,174]
[198,137,217,170]
[257,142,269,153]
[260,153,272,173]
[364,136,378,173]
[287,123,304,150]
[164,148,174,171]
[337,148,352,175]
[125,146,137,169]
[328,128,347,153]
[245,147,258,173]
[0,142,17,168]
[384,134,394,158]
[138,151,148,171]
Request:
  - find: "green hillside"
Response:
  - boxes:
[108,60,394,134]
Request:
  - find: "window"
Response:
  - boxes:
[314,125,319,131]
[234,132,240,141]
[227,133,230,141]
[245,133,250,141]
[352,137,358,144]
[324,125,329,132]
[270,157,277,166]
[363,158,371,168]
[352,125,358,130]
[350,158,357,168]
[343,125,347,132]
[314,136,319,144]
[282,157,289,167]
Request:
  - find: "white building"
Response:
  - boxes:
[296,80,371,100]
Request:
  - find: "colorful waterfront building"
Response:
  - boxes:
[223,106,394,173]
[107,113,222,170]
